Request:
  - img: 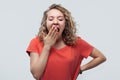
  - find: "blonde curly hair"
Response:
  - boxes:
[38,4,77,46]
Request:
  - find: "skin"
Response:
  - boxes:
[46,9,66,43]
[29,9,106,80]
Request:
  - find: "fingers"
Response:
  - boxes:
[43,26,59,47]
[52,29,58,40]
[48,26,58,39]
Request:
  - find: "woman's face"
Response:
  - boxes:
[46,9,66,38]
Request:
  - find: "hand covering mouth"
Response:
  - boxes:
[57,27,60,32]
[52,24,60,32]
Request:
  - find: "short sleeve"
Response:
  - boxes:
[77,37,94,58]
[26,37,41,56]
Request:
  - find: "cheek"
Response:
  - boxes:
[46,22,52,31]
[60,22,66,31]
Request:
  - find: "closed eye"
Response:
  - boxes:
[58,19,63,21]
[48,19,53,21]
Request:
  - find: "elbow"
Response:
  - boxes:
[103,56,107,62]
[100,55,107,63]
[32,74,39,80]
[30,67,41,80]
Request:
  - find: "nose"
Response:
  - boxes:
[53,19,58,24]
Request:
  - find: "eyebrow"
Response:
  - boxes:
[48,16,64,18]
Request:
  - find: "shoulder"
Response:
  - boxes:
[75,36,92,46]
[31,36,41,42]
[26,36,43,55]
[76,36,82,44]
[31,36,39,41]
[29,36,43,45]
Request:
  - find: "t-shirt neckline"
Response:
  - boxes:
[52,45,69,51]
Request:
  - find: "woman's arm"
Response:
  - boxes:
[30,45,51,80]
[80,48,106,73]
[29,26,58,80]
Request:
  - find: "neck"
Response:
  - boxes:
[56,37,63,45]
[53,37,66,48]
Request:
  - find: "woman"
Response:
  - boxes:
[26,4,106,80]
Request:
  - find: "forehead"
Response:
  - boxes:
[47,9,64,17]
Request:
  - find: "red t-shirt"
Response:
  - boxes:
[26,36,94,80]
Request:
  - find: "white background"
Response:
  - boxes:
[0,0,119,80]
